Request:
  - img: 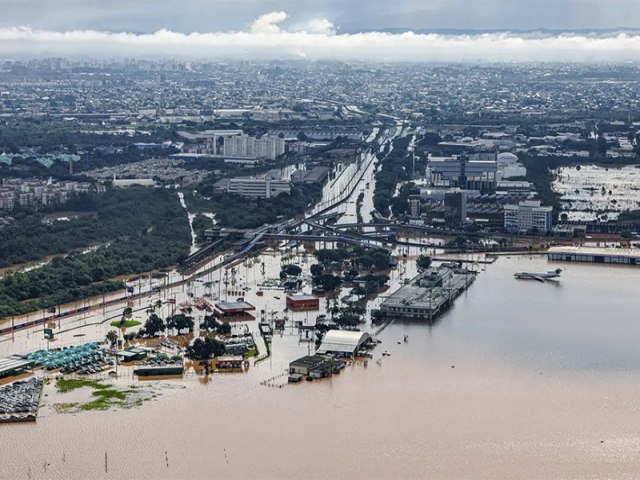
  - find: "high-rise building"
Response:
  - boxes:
[504,200,553,233]
[222,134,285,160]
[408,196,421,217]
[444,189,467,228]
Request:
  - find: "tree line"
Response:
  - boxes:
[0,187,191,319]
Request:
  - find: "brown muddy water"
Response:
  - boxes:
[2,254,640,479]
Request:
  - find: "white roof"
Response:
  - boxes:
[498,152,518,161]
[316,330,371,355]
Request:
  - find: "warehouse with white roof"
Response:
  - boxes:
[316,330,372,358]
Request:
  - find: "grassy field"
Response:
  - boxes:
[56,378,109,393]
[55,379,146,411]
[110,320,142,328]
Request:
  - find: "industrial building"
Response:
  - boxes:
[504,200,553,233]
[380,264,477,321]
[116,346,148,362]
[428,154,497,191]
[286,295,320,312]
[291,166,330,184]
[288,355,342,382]
[214,178,291,199]
[316,330,373,358]
[0,356,34,379]
[214,301,256,321]
[497,152,527,180]
[548,246,640,266]
[216,355,248,370]
[133,362,184,376]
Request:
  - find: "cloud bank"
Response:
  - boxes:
[1,12,640,61]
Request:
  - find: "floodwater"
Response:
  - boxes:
[552,164,640,221]
[3,255,640,479]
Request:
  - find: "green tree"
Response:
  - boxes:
[105,330,118,347]
[167,314,194,334]
[417,255,432,270]
[310,264,324,277]
[371,251,390,270]
[144,313,165,337]
[282,264,302,276]
[187,336,226,360]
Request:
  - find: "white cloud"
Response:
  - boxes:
[250,11,288,34]
[1,12,640,61]
[299,19,335,35]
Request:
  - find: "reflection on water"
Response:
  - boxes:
[3,255,640,478]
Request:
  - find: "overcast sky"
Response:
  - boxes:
[2,0,640,32]
[1,0,640,60]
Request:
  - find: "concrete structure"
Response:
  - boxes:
[222,134,285,160]
[291,166,330,184]
[428,154,497,191]
[116,346,147,362]
[215,178,291,199]
[214,301,256,321]
[504,200,553,233]
[0,178,103,211]
[548,246,640,266]
[177,129,243,141]
[289,355,340,380]
[380,265,477,322]
[216,355,247,370]
[286,295,320,312]
[497,152,527,180]
[409,196,421,217]
[444,189,467,228]
[0,356,34,379]
[133,363,184,376]
[316,330,372,357]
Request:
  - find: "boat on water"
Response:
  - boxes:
[514,268,563,282]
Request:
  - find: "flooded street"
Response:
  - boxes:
[3,255,640,479]
[552,164,640,221]
[2,125,640,479]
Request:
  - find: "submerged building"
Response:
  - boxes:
[548,246,640,266]
[288,355,342,382]
[316,330,373,358]
[380,264,477,321]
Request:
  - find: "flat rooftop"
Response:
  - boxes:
[548,246,640,259]
[0,356,33,375]
[216,301,255,311]
[287,295,319,301]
